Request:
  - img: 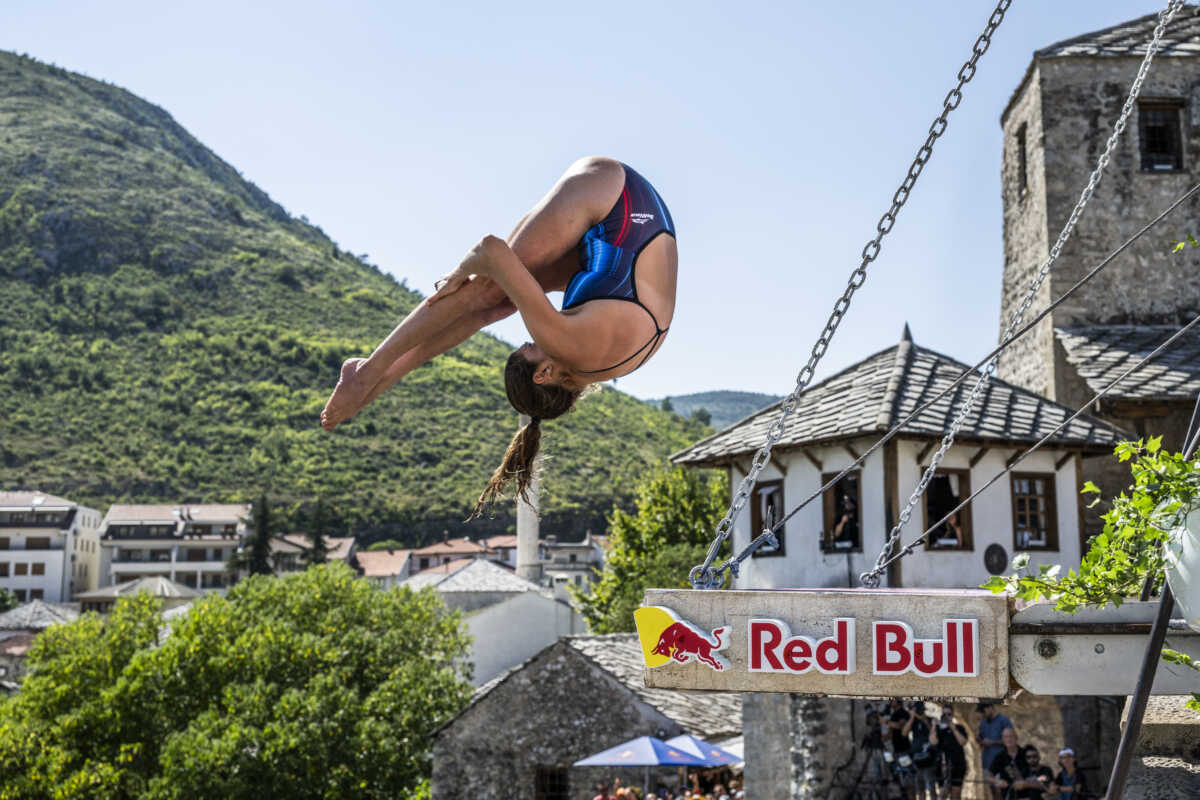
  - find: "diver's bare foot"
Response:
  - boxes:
[321,358,369,431]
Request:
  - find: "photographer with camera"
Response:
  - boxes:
[903,701,938,800]
[886,698,916,799]
[929,704,969,799]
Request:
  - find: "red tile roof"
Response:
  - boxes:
[355,549,412,577]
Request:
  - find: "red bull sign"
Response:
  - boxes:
[637,588,1007,697]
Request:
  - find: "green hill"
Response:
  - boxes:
[651,391,782,430]
[0,52,708,543]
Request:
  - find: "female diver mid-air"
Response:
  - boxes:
[320,157,677,514]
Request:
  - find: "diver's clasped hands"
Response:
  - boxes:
[428,235,506,305]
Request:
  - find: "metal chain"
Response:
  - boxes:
[859,0,1187,587]
[689,0,1014,590]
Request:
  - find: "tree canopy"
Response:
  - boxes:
[576,466,728,633]
[0,563,472,799]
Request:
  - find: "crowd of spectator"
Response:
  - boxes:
[592,776,743,800]
[850,699,1095,799]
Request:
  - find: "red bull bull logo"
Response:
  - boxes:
[634,605,730,672]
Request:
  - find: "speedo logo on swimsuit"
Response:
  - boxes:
[629,213,655,225]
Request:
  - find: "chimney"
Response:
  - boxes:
[442,530,449,545]
[515,414,543,582]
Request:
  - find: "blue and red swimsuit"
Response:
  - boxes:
[561,163,676,374]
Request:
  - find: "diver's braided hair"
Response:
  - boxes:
[470,350,580,519]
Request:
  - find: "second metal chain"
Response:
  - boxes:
[690,0,1014,590]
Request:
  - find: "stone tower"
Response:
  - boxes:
[998,7,1200,451]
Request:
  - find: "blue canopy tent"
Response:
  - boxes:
[574,735,710,796]
[573,735,710,767]
[664,735,741,767]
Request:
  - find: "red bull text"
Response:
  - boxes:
[637,605,979,679]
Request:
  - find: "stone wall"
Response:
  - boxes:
[998,55,1200,400]
[998,63,1053,396]
[432,641,682,800]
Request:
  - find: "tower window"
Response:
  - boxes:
[1016,122,1028,195]
[1139,102,1184,171]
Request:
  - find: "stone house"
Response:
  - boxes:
[432,634,741,800]
[672,327,1127,799]
[672,325,1124,592]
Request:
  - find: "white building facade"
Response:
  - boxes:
[674,328,1124,592]
[98,504,250,592]
[0,492,102,602]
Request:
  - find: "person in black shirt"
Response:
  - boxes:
[886,698,915,799]
[1018,746,1055,799]
[904,702,938,800]
[988,728,1029,799]
[929,704,969,799]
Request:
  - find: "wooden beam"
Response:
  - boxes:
[968,447,990,468]
[844,443,861,462]
[734,460,751,480]
[1076,452,1088,558]
[884,439,901,589]
[1005,450,1023,469]
[1055,452,1073,471]
[804,451,823,472]
[770,455,788,476]
[914,440,937,465]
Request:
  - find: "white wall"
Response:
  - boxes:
[465,591,586,686]
[728,438,1084,591]
[0,549,67,602]
[731,437,887,590]
[893,440,1082,589]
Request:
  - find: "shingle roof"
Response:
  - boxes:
[0,492,79,510]
[0,600,81,630]
[403,558,541,594]
[401,558,474,590]
[354,548,412,577]
[674,329,1125,466]
[75,576,203,601]
[567,634,742,740]
[1055,325,1200,400]
[449,635,741,741]
[412,537,491,557]
[1035,6,1200,58]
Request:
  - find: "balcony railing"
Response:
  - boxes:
[113,552,174,564]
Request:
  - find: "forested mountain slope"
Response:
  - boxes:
[0,52,706,542]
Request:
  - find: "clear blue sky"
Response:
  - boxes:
[2,1,1170,400]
